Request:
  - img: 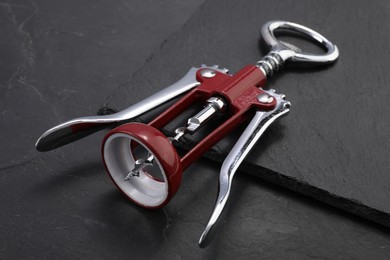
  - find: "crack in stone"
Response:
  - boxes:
[0,156,38,172]
[2,0,39,86]
[18,79,44,102]
[162,208,172,242]
[1,1,61,122]
[18,79,61,122]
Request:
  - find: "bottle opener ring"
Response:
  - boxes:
[36,21,339,247]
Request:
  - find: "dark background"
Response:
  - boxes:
[1,0,390,259]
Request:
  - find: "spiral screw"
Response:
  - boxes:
[256,51,284,78]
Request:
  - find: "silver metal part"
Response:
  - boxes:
[124,154,154,180]
[257,93,274,104]
[200,69,217,78]
[199,90,291,247]
[35,66,229,152]
[168,127,186,143]
[187,97,226,133]
[169,97,227,142]
[257,20,339,77]
[202,64,229,74]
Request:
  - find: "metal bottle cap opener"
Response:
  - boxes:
[36,21,339,247]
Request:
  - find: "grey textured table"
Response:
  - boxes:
[1,0,390,259]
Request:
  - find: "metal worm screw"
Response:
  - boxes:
[256,51,284,78]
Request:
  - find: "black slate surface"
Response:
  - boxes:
[107,0,390,227]
[2,0,390,259]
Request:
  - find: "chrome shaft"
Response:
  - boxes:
[171,97,226,142]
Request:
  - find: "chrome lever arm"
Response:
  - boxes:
[36,65,229,152]
[199,90,290,247]
[35,67,200,151]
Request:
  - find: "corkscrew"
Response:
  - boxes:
[36,21,339,247]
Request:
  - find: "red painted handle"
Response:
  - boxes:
[102,65,271,209]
